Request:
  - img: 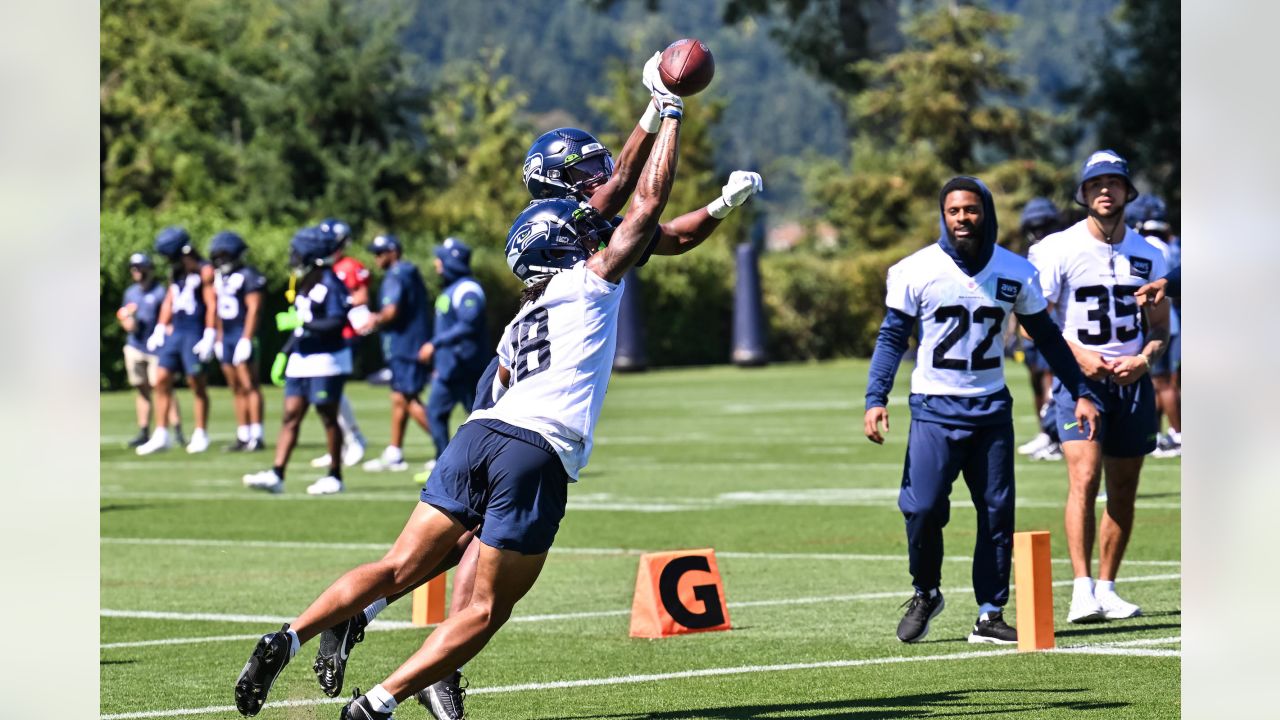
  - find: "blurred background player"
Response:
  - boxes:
[1015,197,1068,461]
[117,252,183,447]
[309,218,369,468]
[415,237,489,481]
[243,227,353,495]
[210,231,267,452]
[863,176,1098,646]
[358,234,433,473]
[1029,150,1170,623]
[137,226,216,455]
[1126,195,1181,458]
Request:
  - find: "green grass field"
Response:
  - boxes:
[101,359,1181,719]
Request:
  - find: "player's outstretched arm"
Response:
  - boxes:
[863,308,915,444]
[653,171,764,256]
[588,114,681,284]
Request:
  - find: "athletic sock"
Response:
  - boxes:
[1095,579,1116,595]
[329,465,343,482]
[285,628,300,659]
[152,427,169,443]
[1073,576,1095,596]
[366,684,398,713]
[978,602,1002,619]
[250,423,264,441]
[363,598,388,624]
[273,465,286,481]
[237,425,250,442]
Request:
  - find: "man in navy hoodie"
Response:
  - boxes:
[416,237,490,478]
[863,176,1099,644]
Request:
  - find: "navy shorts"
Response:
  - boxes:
[1150,333,1180,376]
[284,375,346,406]
[218,327,256,365]
[157,328,202,376]
[1022,344,1050,374]
[421,419,568,555]
[1053,375,1157,457]
[389,357,430,396]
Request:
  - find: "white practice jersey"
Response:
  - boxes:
[469,262,624,480]
[1029,220,1168,359]
[886,244,1047,397]
[1142,235,1180,336]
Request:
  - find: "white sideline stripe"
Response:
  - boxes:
[99,636,1181,720]
[101,574,1180,649]
[99,536,1182,566]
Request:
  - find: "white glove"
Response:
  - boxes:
[193,328,217,362]
[232,337,253,365]
[146,324,168,352]
[707,171,764,219]
[214,339,224,362]
[642,52,684,113]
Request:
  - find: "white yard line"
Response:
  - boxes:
[99,635,1181,720]
[99,536,1182,566]
[102,573,1180,649]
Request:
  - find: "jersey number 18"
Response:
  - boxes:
[511,307,551,381]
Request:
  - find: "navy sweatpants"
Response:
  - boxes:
[427,375,479,458]
[899,419,1015,607]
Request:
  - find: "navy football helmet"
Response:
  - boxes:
[505,199,606,285]
[523,128,614,201]
[319,217,352,248]
[1126,194,1170,236]
[154,226,193,260]
[290,226,336,270]
[209,231,249,273]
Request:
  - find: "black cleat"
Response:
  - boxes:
[415,670,467,720]
[126,428,151,448]
[967,610,1018,644]
[225,439,248,452]
[896,590,945,643]
[245,437,266,452]
[234,623,293,716]
[313,612,368,697]
[341,689,394,719]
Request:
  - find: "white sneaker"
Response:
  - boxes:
[186,429,210,454]
[1067,592,1107,624]
[136,430,173,456]
[1030,442,1063,461]
[309,453,333,468]
[1017,432,1052,456]
[306,476,345,495]
[363,447,408,472]
[1096,589,1142,619]
[342,438,367,467]
[243,469,284,494]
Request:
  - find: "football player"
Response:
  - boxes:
[137,227,216,455]
[242,227,353,496]
[210,232,267,452]
[1029,150,1171,623]
[1126,195,1181,457]
[1015,198,1067,461]
[117,252,182,447]
[233,85,690,720]
[308,218,370,468]
[864,176,1099,645]
[357,234,434,474]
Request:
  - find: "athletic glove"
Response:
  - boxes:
[275,307,301,332]
[706,171,764,219]
[642,52,684,114]
[233,337,253,365]
[193,328,217,362]
[214,339,224,362]
[270,352,287,387]
[146,324,168,352]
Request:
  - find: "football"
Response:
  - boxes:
[658,38,715,97]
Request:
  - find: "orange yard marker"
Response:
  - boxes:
[411,573,448,626]
[1013,531,1055,651]
[630,549,731,638]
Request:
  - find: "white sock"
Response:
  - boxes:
[1095,579,1116,595]
[1168,428,1181,443]
[386,445,404,462]
[237,425,250,442]
[338,397,363,444]
[363,597,388,624]
[366,684,398,713]
[250,423,264,440]
[1073,576,1095,596]
[151,427,169,442]
[192,427,208,440]
[978,603,1002,619]
[285,628,300,659]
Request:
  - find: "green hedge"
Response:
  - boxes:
[102,209,917,389]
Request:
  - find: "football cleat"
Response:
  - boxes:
[896,590,944,643]
[341,690,394,720]
[234,624,293,716]
[186,429,210,454]
[967,611,1018,644]
[342,437,367,467]
[1017,432,1053,456]
[1067,592,1107,624]
[305,476,345,496]
[416,670,467,720]
[313,613,368,697]
[1096,589,1142,619]
[126,428,151,448]
[135,430,172,456]
[243,470,284,494]
[310,452,334,468]
[363,447,408,472]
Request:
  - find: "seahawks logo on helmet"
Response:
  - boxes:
[505,199,593,286]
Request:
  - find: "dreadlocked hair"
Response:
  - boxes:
[521,276,553,305]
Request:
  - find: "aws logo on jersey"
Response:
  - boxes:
[1129,256,1153,279]
[996,278,1022,303]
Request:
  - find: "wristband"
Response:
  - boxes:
[639,102,661,133]
[706,195,732,220]
[659,106,682,121]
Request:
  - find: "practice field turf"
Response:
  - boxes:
[101,359,1181,719]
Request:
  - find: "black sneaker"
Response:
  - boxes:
[968,610,1018,645]
[126,428,151,448]
[174,426,187,447]
[225,439,248,452]
[896,590,945,643]
[313,612,368,697]
[245,437,266,452]
[341,689,394,719]
[234,624,293,716]
[415,670,467,720]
